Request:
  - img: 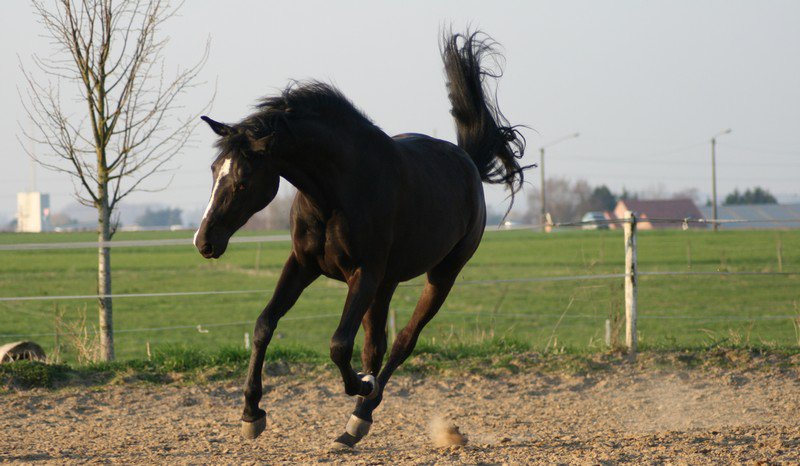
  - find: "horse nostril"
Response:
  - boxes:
[200,243,213,256]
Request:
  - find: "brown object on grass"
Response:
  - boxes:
[0,341,46,363]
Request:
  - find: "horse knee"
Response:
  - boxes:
[391,328,413,351]
[329,336,352,365]
[253,317,276,346]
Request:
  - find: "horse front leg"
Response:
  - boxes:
[242,254,318,439]
[332,281,397,449]
[329,269,381,399]
[337,270,457,450]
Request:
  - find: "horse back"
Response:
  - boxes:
[391,133,485,226]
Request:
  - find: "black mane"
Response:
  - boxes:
[261,82,372,123]
[240,82,374,139]
[214,82,376,158]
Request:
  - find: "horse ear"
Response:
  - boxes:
[250,135,272,153]
[201,116,233,137]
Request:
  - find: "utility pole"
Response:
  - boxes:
[540,147,546,232]
[538,132,580,232]
[710,128,732,232]
[711,137,718,232]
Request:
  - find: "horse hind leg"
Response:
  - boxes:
[377,269,458,388]
[331,282,397,450]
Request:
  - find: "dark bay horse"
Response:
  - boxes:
[194,31,529,449]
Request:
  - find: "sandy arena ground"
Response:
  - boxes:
[1,364,799,465]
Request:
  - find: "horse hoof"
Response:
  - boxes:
[329,440,354,452]
[357,373,379,400]
[241,416,266,440]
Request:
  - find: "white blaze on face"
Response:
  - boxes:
[194,158,232,246]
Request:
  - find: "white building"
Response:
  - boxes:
[16,192,51,232]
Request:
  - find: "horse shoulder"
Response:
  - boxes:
[289,195,327,270]
[290,195,387,281]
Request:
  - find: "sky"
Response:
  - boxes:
[1,1,799,225]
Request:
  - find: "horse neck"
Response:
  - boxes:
[271,119,382,210]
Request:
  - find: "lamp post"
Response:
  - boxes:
[711,128,732,232]
[539,132,580,232]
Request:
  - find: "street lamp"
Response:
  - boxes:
[539,132,580,232]
[710,128,732,232]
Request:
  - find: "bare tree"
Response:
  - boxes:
[242,191,296,231]
[20,0,211,361]
[524,176,592,224]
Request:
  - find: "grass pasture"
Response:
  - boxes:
[0,228,798,362]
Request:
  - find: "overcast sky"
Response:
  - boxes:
[2,1,799,224]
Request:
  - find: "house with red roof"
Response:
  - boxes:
[612,198,705,230]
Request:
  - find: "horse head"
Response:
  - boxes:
[194,116,280,258]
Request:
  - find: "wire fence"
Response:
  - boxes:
[0,234,291,251]
[5,311,796,340]
[1,216,798,357]
[548,216,800,229]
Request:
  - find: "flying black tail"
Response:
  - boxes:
[442,30,530,207]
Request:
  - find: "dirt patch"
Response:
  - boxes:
[1,365,798,464]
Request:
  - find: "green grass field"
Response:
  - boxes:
[1,228,798,362]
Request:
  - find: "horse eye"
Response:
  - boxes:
[236,182,246,191]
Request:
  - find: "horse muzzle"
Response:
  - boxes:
[194,226,230,259]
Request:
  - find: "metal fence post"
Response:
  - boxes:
[624,211,638,356]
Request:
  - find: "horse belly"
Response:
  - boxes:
[384,211,475,282]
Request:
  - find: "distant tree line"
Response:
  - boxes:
[136,208,182,227]
[518,178,779,224]
[723,187,777,205]
[521,177,699,224]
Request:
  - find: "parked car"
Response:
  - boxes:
[581,211,609,230]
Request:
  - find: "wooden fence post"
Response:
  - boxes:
[53,305,62,364]
[624,211,638,357]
